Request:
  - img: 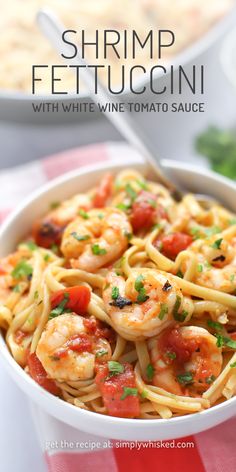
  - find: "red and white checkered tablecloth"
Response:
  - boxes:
[2,142,236,472]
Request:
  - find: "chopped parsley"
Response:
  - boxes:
[124,230,133,241]
[173,296,188,322]
[229,218,236,226]
[121,387,138,400]
[11,260,33,280]
[215,334,236,349]
[207,320,223,332]
[125,184,137,202]
[78,209,89,219]
[141,390,148,399]
[230,361,236,368]
[44,253,50,262]
[71,232,90,242]
[146,363,154,381]
[91,244,107,255]
[34,290,39,300]
[148,198,156,208]
[12,284,20,293]
[176,270,184,279]
[211,238,223,250]
[158,303,168,320]
[230,274,235,283]
[134,275,149,304]
[136,179,148,190]
[51,243,59,254]
[49,293,69,320]
[111,286,119,300]
[205,375,216,384]
[108,361,124,376]
[177,372,193,385]
[95,349,108,358]
[197,264,203,273]
[116,202,131,211]
[25,241,38,251]
[166,351,177,360]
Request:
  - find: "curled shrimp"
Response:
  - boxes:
[32,193,92,248]
[36,313,112,382]
[61,208,132,272]
[148,326,223,395]
[189,235,236,292]
[103,269,194,341]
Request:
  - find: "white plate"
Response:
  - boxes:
[0,158,236,440]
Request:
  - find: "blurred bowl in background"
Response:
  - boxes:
[220,26,236,90]
[1,4,236,125]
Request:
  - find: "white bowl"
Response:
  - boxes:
[0,157,236,440]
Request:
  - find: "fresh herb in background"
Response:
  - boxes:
[195,126,236,179]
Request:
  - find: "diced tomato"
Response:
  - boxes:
[14,330,27,345]
[157,232,193,260]
[83,317,115,342]
[32,218,64,248]
[28,353,60,395]
[93,173,113,208]
[130,191,167,232]
[51,286,91,315]
[159,327,198,364]
[95,362,140,418]
[68,334,92,353]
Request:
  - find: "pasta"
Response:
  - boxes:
[1,168,236,419]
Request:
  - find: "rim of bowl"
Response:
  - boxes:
[0,157,236,436]
[1,6,236,102]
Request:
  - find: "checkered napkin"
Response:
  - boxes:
[1,142,236,472]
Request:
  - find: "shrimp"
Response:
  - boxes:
[190,235,236,292]
[61,208,132,272]
[32,193,92,248]
[0,250,29,304]
[103,269,194,341]
[36,313,112,382]
[148,326,223,395]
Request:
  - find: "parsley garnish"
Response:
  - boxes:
[134,275,149,304]
[207,320,223,332]
[108,361,124,376]
[120,387,138,400]
[125,184,137,202]
[173,296,187,322]
[79,209,89,219]
[116,202,131,211]
[95,349,108,358]
[124,230,133,241]
[71,232,90,242]
[92,244,107,255]
[12,260,33,280]
[158,303,168,320]
[166,351,177,360]
[229,218,236,226]
[49,293,69,320]
[12,285,20,293]
[111,286,119,300]
[197,264,203,273]
[44,253,50,262]
[211,238,223,250]
[176,270,184,279]
[25,241,38,251]
[230,361,236,368]
[216,334,236,349]
[177,372,193,385]
[146,364,154,381]
[136,180,148,190]
[205,375,216,384]
[34,290,39,300]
